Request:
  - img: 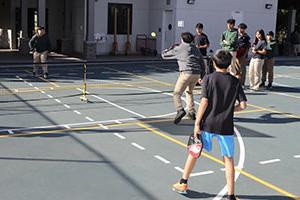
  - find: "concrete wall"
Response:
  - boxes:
[94,0,150,55]
[71,0,85,53]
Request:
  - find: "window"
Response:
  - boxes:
[107,3,132,35]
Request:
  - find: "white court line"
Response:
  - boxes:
[90,94,146,119]
[8,130,14,135]
[64,125,71,129]
[174,166,184,173]
[259,159,281,165]
[154,155,170,164]
[0,117,137,134]
[55,99,62,103]
[41,91,46,94]
[73,110,82,115]
[213,127,245,200]
[47,94,53,98]
[190,171,214,177]
[14,89,19,92]
[50,87,54,90]
[98,124,109,130]
[85,117,94,122]
[28,83,33,86]
[63,104,70,109]
[115,120,122,124]
[293,155,300,158]
[34,87,39,90]
[131,142,145,150]
[114,133,126,140]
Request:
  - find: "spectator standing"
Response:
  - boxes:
[249,29,267,91]
[261,31,277,89]
[162,32,205,124]
[194,23,210,83]
[291,28,300,56]
[29,26,51,79]
[220,19,238,76]
[236,23,251,86]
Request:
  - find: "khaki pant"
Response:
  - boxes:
[249,58,264,90]
[227,51,237,76]
[262,58,274,84]
[33,51,48,74]
[236,55,247,86]
[173,73,199,112]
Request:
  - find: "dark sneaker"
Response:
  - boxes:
[259,82,265,88]
[32,71,36,76]
[266,83,273,90]
[227,194,239,200]
[187,112,196,120]
[43,73,48,79]
[174,109,186,124]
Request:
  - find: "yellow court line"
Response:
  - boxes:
[103,67,173,87]
[137,123,298,199]
[24,70,60,88]
[248,103,300,119]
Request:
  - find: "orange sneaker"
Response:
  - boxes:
[172,181,188,194]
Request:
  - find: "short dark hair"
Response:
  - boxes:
[238,23,247,29]
[227,19,235,25]
[267,31,274,37]
[37,26,45,30]
[212,49,232,69]
[195,23,203,29]
[181,32,194,43]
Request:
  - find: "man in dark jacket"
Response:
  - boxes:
[29,26,51,79]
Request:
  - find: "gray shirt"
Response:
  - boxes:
[161,42,205,75]
[252,40,267,59]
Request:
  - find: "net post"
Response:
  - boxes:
[80,62,89,102]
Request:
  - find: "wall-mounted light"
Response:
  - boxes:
[187,0,195,4]
[265,4,272,9]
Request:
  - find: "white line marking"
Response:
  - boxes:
[47,94,53,98]
[14,89,19,92]
[114,133,126,140]
[50,87,54,90]
[0,117,137,134]
[41,91,46,94]
[174,166,184,173]
[90,94,146,118]
[213,127,245,200]
[294,155,300,158]
[28,83,33,86]
[34,87,39,90]
[8,130,14,135]
[73,110,82,115]
[115,120,122,124]
[259,159,281,165]
[55,99,62,103]
[190,171,214,177]
[64,104,70,109]
[131,142,145,150]
[98,124,109,129]
[154,155,170,164]
[64,125,71,129]
[85,117,94,122]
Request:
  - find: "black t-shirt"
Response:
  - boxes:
[201,72,247,135]
[194,33,210,56]
[252,40,267,59]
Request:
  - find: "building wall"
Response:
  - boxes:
[94,0,150,55]
[71,0,85,53]
[174,0,278,52]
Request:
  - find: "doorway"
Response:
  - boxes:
[162,10,174,50]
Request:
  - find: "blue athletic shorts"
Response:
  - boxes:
[201,131,234,157]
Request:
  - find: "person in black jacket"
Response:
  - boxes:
[29,26,51,79]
